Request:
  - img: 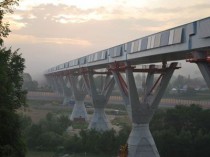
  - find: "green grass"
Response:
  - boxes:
[27,100,59,106]
[111,116,131,126]
[72,122,88,129]
[106,103,126,111]
[105,110,127,115]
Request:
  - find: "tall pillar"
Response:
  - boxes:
[82,69,115,131]
[110,62,179,157]
[46,75,61,94]
[51,74,64,96]
[57,75,72,105]
[66,75,88,122]
[190,51,210,88]
[45,75,56,92]
[111,67,132,120]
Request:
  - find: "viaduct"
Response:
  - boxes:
[45,17,210,157]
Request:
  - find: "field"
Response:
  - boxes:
[19,100,72,123]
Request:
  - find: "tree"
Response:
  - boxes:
[22,73,39,91]
[172,75,186,89]
[0,0,26,156]
[151,105,210,157]
[0,0,19,41]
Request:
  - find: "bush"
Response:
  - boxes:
[24,112,71,151]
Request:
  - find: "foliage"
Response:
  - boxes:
[0,48,26,156]
[22,73,39,91]
[0,0,25,110]
[78,129,118,154]
[23,110,130,156]
[111,115,131,126]
[63,127,129,155]
[0,48,26,110]
[23,104,210,156]
[0,1,26,156]
[71,121,88,129]
[26,151,54,157]
[0,0,19,40]
[0,109,26,157]
[24,112,71,151]
[151,104,210,157]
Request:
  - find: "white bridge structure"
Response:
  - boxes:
[45,17,210,157]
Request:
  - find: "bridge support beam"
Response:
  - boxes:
[45,75,56,92]
[82,69,115,131]
[57,75,72,105]
[190,51,210,88]
[67,75,88,122]
[110,62,178,157]
[46,75,60,94]
[51,74,65,96]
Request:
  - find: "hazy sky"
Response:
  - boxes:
[3,0,210,81]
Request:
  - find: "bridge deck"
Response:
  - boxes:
[46,17,210,74]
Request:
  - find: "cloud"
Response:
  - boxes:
[6,20,26,30]
[6,2,210,53]
[8,2,210,31]
[3,0,210,82]
[17,0,149,10]
[6,34,92,46]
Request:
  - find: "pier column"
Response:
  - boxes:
[66,75,88,122]
[57,75,72,105]
[110,62,179,157]
[46,75,61,94]
[45,75,57,92]
[111,65,132,120]
[51,74,64,96]
[190,51,210,88]
[82,69,115,131]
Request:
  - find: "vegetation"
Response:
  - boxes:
[21,111,130,156]
[22,73,38,91]
[26,151,54,157]
[151,104,210,157]
[20,103,210,157]
[0,0,27,157]
[164,74,209,99]
[0,0,19,39]
[111,116,131,126]
[71,121,88,129]
[22,112,71,151]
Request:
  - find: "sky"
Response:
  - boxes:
[3,0,210,82]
